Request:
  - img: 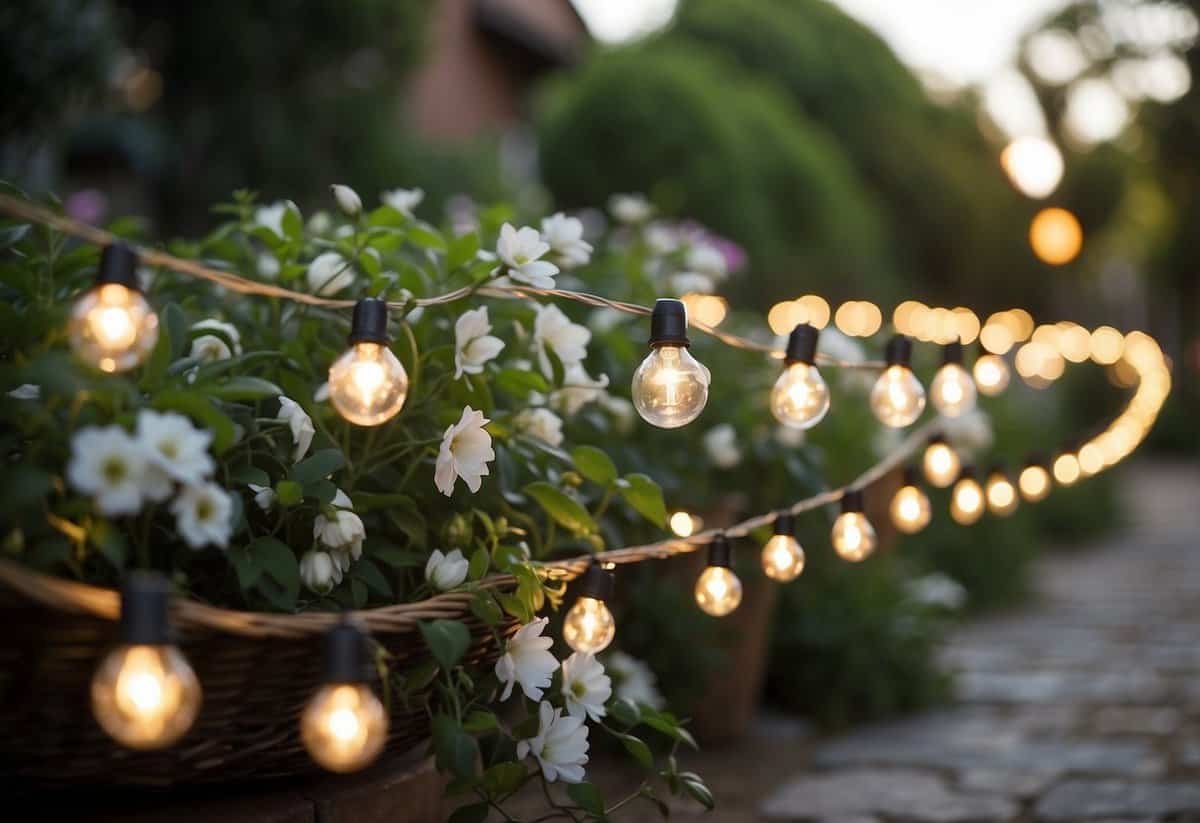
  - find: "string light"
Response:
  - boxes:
[329,298,409,426]
[770,324,830,430]
[91,572,201,750]
[922,435,960,488]
[870,335,926,428]
[695,534,742,617]
[632,299,710,429]
[563,564,617,653]
[950,467,985,525]
[301,620,389,772]
[985,464,1019,516]
[761,512,805,582]
[972,348,1011,396]
[832,489,877,562]
[930,341,977,417]
[1018,458,1053,502]
[890,466,932,534]
[69,243,159,373]
[1053,451,1081,486]
[669,511,698,538]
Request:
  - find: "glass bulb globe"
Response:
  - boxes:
[923,442,961,488]
[770,362,830,430]
[973,354,1010,396]
[1053,453,1081,486]
[930,363,977,417]
[563,596,616,654]
[950,478,985,525]
[91,644,202,749]
[890,485,932,534]
[986,474,1019,516]
[328,342,409,426]
[631,345,710,428]
[694,566,742,616]
[831,512,877,562]
[301,683,389,772]
[761,534,805,582]
[69,284,159,373]
[869,365,926,428]
[1019,465,1052,502]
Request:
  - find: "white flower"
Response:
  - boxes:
[331,184,361,217]
[686,244,728,280]
[561,652,611,721]
[300,550,342,594]
[257,253,280,280]
[517,701,589,784]
[7,384,40,400]
[425,548,470,591]
[308,211,333,235]
[703,424,742,469]
[314,489,365,559]
[381,187,425,216]
[550,364,609,415]
[942,408,994,456]
[454,307,505,380]
[190,334,233,363]
[514,408,564,447]
[171,482,234,549]
[67,425,148,516]
[540,213,593,269]
[248,483,276,511]
[497,223,559,288]
[644,222,680,255]
[588,308,628,333]
[434,406,495,496]
[607,651,664,709]
[306,252,354,296]
[600,395,636,434]
[496,617,559,701]
[253,201,293,238]
[534,304,591,378]
[905,572,968,611]
[135,410,214,501]
[191,319,243,356]
[277,396,315,462]
[609,193,654,224]
[670,272,715,295]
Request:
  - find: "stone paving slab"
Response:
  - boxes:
[1035,779,1200,820]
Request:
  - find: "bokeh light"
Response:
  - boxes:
[1029,207,1083,265]
[1001,136,1064,199]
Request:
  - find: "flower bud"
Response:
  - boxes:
[331,184,362,217]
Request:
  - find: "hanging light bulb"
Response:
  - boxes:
[69,243,159,373]
[695,534,742,616]
[563,564,617,653]
[301,620,389,773]
[832,489,878,562]
[1018,457,1052,502]
[890,466,932,534]
[632,298,710,428]
[985,464,1019,516]
[770,323,830,430]
[1052,451,1081,486]
[923,435,961,488]
[870,335,926,427]
[328,298,409,426]
[91,572,202,750]
[973,347,1011,396]
[930,341,977,417]
[761,512,805,581]
[950,466,985,525]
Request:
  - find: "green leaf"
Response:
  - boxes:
[0,465,52,510]
[462,710,499,733]
[408,223,446,251]
[469,592,504,626]
[140,320,173,390]
[229,464,270,487]
[151,390,237,453]
[608,698,641,728]
[0,223,31,248]
[618,733,654,770]
[281,201,303,240]
[543,345,566,387]
[497,591,533,623]
[88,520,128,570]
[369,543,426,568]
[432,714,479,778]
[640,707,698,749]
[481,761,528,797]
[567,782,607,816]
[571,446,618,485]
[275,479,303,507]
[494,368,550,398]
[681,776,715,810]
[248,536,299,593]
[618,473,668,527]
[164,303,188,359]
[523,481,596,535]
[447,803,489,823]
[207,376,284,401]
[351,557,392,597]
[419,619,471,671]
[468,546,489,580]
[228,545,263,589]
[447,231,481,270]
[289,448,345,484]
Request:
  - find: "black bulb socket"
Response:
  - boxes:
[578,563,614,602]
[119,571,173,646]
[648,298,690,348]
[902,465,922,488]
[323,619,372,684]
[884,335,913,368]
[840,489,864,514]
[707,534,733,569]
[95,243,142,292]
[773,512,795,536]
[348,298,391,345]
[942,341,964,365]
[784,324,819,366]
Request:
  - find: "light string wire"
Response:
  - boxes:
[0,193,881,370]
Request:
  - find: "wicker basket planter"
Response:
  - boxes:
[0,562,517,786]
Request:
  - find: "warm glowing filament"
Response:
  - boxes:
[563,596,616,653]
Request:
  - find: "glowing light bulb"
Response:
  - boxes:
[923,436,960,488]
[302,622,389,773]
[930,342,976,417]
[973,352,1011,396]
[632,300,709,428]
[1053,452,1081,486]
[70,244,159,373]
[329,299,408,426]
[985,467,1019,516]
[870,336,925,428]
[771,324,830,430]
[950,470,985,525]
[695,535,742,616]
[669,511,698,538]
[761,513,805,582]
[832,490,877,562]
[91,573,201,750]
[890,468,931,534]
[563,565,616,653]
[1019,461,1052,502]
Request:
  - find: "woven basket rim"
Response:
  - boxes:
[0,561,517,639]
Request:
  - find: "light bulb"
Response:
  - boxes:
[870,336,925,428]
[832,490,877,562]
[695,535,742,616]
[69,244,159,373]
[563,565,616,653]
[329,299,408,426]
[950,470,985,525]
[1018,461,1052,502]
[1053,452,1081,486]
[973,352,1010,396]
[890,468,931,534]
[632,299,710,428]
[985,467,1019,516]
[91,573,201,750]
[302,621,389,773]
[761,513,805,581]
[770,324,829,430]
[669,511,698,537]
[929,342,976,417]
[923,436,960,488]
